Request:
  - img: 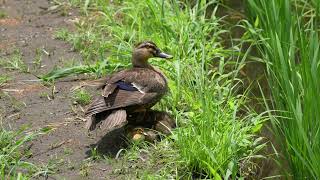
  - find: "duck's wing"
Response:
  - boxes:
[85,109,128,131]
[99,109,128,132]
[85,90,158,131]
[85,88,158,117]
[102,68,165,97]
[85,69,163,131]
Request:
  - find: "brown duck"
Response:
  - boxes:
[85,41,173,132]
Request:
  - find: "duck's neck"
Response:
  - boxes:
[132,57,153,69]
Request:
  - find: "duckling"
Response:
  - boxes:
[125,125,159,143]
[152,111,176,135]
[127,110,176,135]
[125,126,146,142]
[85,41,173,133]
[125,110,176,142]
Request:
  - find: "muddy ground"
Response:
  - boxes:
[0,0,127,179]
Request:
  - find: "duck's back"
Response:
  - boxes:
[106,67,168,94]
[86,67,168,118]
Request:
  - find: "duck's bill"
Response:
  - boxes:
[157,52,173,59]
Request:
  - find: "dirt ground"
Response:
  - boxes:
[0,0,126,179]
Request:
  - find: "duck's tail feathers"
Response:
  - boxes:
[85,115,97,131]
[85,96,108,117]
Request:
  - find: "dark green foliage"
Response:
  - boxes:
[247,0,320,178]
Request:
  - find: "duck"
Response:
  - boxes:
[85,41,173,132]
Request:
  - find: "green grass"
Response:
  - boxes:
[0,122,53,179]
[0,10,6,19]
[0,75,10,87]
[247,0,320,178]
[32,48,43,70]
[54,28,70,41]
[71,89,92,105]
[0,50,29,73]
[53,25,111,65]
[44,0,267,178]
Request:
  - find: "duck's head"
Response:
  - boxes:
[132,41,173,68]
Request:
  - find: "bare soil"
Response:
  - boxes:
[0,0,125,179]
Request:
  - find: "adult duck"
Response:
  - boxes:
[85,41,172,132]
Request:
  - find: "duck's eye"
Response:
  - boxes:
[153,48,159,56]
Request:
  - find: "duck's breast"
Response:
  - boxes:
[146,68,168,94]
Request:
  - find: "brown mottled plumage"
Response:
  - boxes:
[85,41,173,132]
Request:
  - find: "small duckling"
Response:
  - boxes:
[125,126,158,143]
[152,111,176,135]
[126,126,145,142]
[125,110,176,142]
[127,110,176,135]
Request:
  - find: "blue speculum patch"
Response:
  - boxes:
[116,81,138,91]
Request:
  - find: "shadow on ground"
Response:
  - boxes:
[85,129,129,158]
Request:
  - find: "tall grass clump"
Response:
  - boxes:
[0,123,52,179]
[49,0,267,178]
[247,0,320,178]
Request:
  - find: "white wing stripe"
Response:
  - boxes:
[132,83,145,94]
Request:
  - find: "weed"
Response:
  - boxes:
[71,89,91,105]
[79,159,92,177]
[0,123,53,179]
[40,64,104,82]
[63,147,74,155]
[34,157,65,178]
[39,92,50,100]
[89,147,101,160]
[0,75,10,86]
[54,28,71,41]
[0,10,6,18]
[0,50,28,73]
[32,48,43,70]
